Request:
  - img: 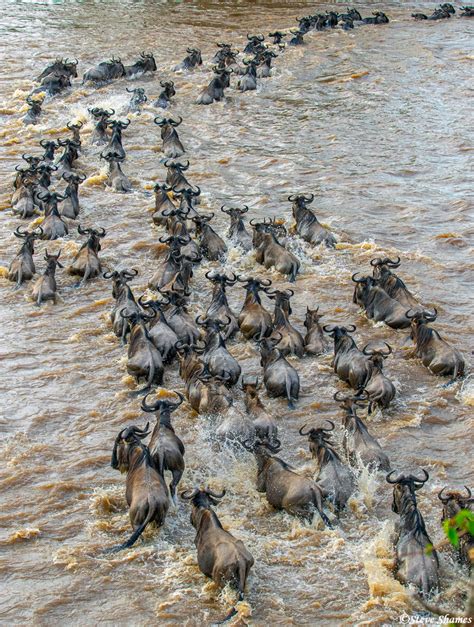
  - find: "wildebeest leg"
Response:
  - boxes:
[169,469,183,504]
[80,264,91,287]
[36,290,42,307]
[14,268,23,290]
[311,488,333,528]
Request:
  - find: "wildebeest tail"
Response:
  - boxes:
[104,505,155,554]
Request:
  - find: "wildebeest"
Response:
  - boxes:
[205,271,239,339]
[304,306,328,356]
[152,183,175,225]
[244,33,265,54]
[67,121,83,145]
[138,296,179,364]
[104,268,139,342]
[61,172,85,219]
[251,218,300,282]
[141,391,185,502]
[360,343,396,413]
[31,71,71,97]
[246,439,331,525]
[197,316,241,385]
[102,118,130,161]
[221,205,252,251]
[154,117,185,158]
[196,67,232,105]
[153,80,176,109]
[335,392,390,471]
[8,227,42,288]
[407,309,465,381]
[266,289,304,357]
[31,250,63,306]
[23,96,42,125]
[258,50,278,78]
[120,308,164,393]
[109,424,169,551]
[237,59,259,92]
[268,31,286,44]
[165,293,201,346]
[460,6,474,16]
[259,336,300,408]
[192,214,227,261]
[126,87,147,114]
[242,377,278,442]
[387,470,439,597]
[289,30,305,46]
[36,57,78,83]
[438,486,473,567]
[181,487,254,622]
[124,52,157,78]
[89,107,114,145]
[40,139,58,164]
[299,421,356,513]
[37,192,69,240]
[362,11,389,24]
[324,324,372,390]
[83,57,125,85]
[289,193,336,247]
[165,160,191,191]
[174,47,202,71]
[352,274,411,329]
[238,276,273,340]
[68,225,106,284]
[370,257,423,311]
[55,138,81,177]
[101,152,132,192]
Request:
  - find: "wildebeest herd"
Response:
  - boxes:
[5,4,472,621]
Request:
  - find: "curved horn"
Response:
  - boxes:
[351,273,366,283]
[323,420,335,432]
[205,487,226,499]
[181,488,199,500]
[298,424,313,436]
[438,487,449,503]
[386,470,401,484]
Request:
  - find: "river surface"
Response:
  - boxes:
[0,1,473,625]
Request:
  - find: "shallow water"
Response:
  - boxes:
[0,1,473,625]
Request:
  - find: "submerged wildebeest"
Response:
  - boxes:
[109,424,169,552]
[141,391,185,502]
[387,470,439,597]
[289,193,336,247]
[352,274,411,329]
[181,487,254,622]
[154,117,185,158]
[196,67,232,105]
[126,87,147,114]
[31,250,63,306]
[68,225,106,284]
[324,324,372,390]
[174,47,202,71]
[407,309,465,381]
[303,306,328,356]
[251,218,300,282]
[237,276,273,340]
[101,152,132,192]
[360,343,396,413]
[153,80,176,109]
[438,486,473,567]
[104,268,139,343]
[266,288,304,357]
[23,96,43,125]
[335,391,390,471]
[299,421,356,513]
[83,57,125,85]
[61,172,85,219]
[258,336,300,408]
[221,205,252,251]
[244,439,332,525]
[124,52,156,78]
[8,226,43,288]
[204,270,239,339]
[242,377,278,442]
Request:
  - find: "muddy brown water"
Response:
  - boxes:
[0,1,473,624]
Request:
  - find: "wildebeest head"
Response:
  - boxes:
[370,256,401,280]
[181,487,226,526]
[77,224,106,252]
[362,342,392,370]
[386,469,429,514]
[299,420,335,445]
[111,423,150,472]
[438,486,472,522]
[304,306,323,329]
[141,390,184,422]
[322,324,356,340]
